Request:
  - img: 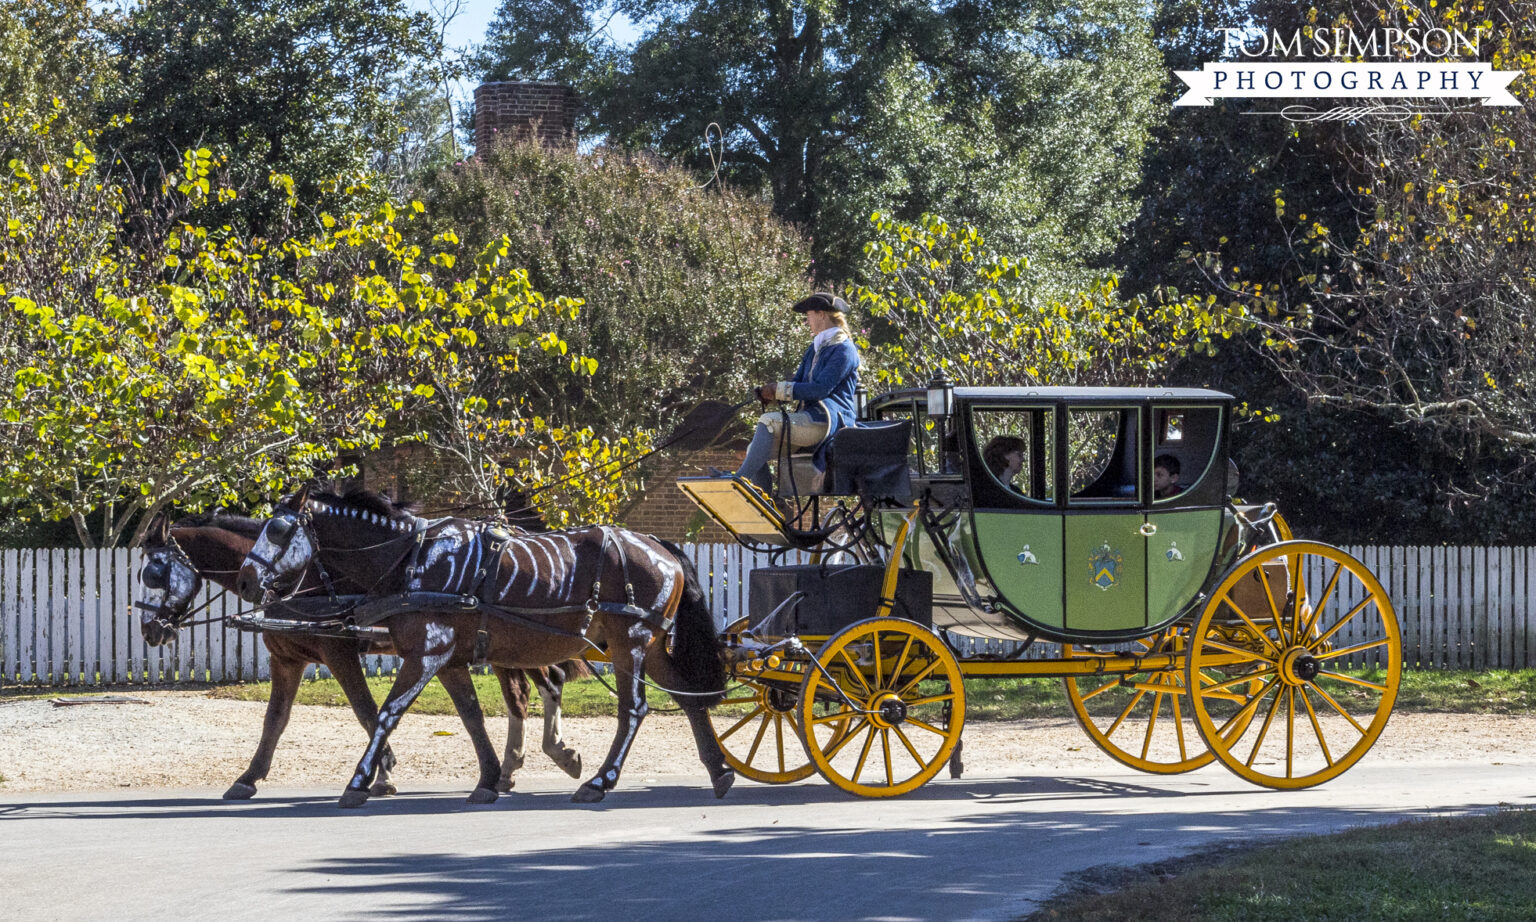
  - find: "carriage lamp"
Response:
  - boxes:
[926,371,954,420]
[855,383,869,420]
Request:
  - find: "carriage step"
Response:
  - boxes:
[677,475,793,546]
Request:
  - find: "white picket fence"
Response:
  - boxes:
[0,544,1532,688]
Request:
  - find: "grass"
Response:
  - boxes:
[1024,808,1536,922]
[186,668,1536,720]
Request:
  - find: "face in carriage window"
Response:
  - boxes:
[971,408,1055,502]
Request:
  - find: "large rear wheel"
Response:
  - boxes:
[1186,541,1400,789]
[798,618,965,798]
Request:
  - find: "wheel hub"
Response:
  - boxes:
[1279,646,1320,685]
[868,692,908,729]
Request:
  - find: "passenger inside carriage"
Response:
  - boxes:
[982,436,1028,492]
[1154,454,1183,499]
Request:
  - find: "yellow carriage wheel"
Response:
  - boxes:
[1063,627,1213,774]
[1186,541,1400,790]
[797,618,965,798]
[1064,627,1261,774]
[709,677,816,784]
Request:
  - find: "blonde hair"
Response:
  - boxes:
[827,310,852,338]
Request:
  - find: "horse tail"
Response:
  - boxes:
[657,538,726,707]
[561,658,593,680]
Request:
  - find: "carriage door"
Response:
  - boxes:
[1144,405,1228,623]
[1062,406,1148,633]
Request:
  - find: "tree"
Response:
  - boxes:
[411,138,812,436]
[473,0,619,91]
[0,111,616,545]
[854,213,1250,390]
[101,0,441,234]
[0,0,117,157]
[480,0,1164,279]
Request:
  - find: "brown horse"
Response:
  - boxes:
[235,487,733,807]
[139,513,584,798]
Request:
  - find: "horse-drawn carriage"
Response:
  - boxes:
[682,384,1400,796]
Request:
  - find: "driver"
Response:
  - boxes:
[733,293,862,496]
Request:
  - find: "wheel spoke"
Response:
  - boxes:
[1198,637,1275,665]
[1106,688,1149,738]
[1299,687,1335,767]
[745,711,771,765]
[872,630,885,689]
[892,725,924,765]
[810,706,857,727]
[904,715,949,738]
[1257,564,1288,647]
[1324,639,1390,660]
[1309,597,1375,652]
[881,728,894,784]
[889,633,916,689]
[1170,683,1188,761]
[1215,676,1279,739]
[1316,670,1389,693]
[1285,687,1295,780]
[1299,561,1345,643]
[1201,667,1277,696]
[836,649,872,695]
[1244,682,1284,768]
[775,714,788,773]
[1288,553,1308,646]
[824,717,871,757]
[1077,677,1124,703]
[905,691,957,708]
[851,724,877,784]
[720,704,766,741]
[1140,691,1164,761]
[719,694,759,706]
[1308,681,1369,735]
[895,657,943,698]
[1219,597,1281,655]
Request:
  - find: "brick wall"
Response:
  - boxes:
[622,448,745,543]
[473,81,579,152]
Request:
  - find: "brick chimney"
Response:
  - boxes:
[473,81,579,153]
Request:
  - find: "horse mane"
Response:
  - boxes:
[306,488,424,527]
[173,511,265,532]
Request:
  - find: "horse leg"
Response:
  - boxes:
[529,665,584,779]
[325,644,398,797]
[225,649,303,799]
[339,621,456,809]
[572,629,649,804]
[493,666,528,793]
[436,663,502,804]
[643,642,735,799]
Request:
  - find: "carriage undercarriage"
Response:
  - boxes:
[683,387,1402,798]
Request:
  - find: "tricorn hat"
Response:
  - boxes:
[792,292,848,314]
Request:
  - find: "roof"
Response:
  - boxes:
[874,386,1235,403]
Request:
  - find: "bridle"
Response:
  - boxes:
[135,535,230,630]
[246,504,422,603]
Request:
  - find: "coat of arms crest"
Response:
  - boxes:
[1089,543,1123,591]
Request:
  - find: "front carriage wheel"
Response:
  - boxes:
[797,618,965,798]
[1186,541,1401,789]
[708,677,817,784]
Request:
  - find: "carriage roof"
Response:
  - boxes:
[873,385,1235,404]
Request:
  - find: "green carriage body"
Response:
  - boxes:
[866,386,1236,644]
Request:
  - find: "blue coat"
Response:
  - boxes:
[786,335,861,471]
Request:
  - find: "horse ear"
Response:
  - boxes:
[150,513,169,544]
[292,482,312,511]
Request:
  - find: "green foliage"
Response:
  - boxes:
[474,0,619,93]
[491,0,1164,279]
[411,138,811,435]
[100,0,442,235]
[854,213,1249,390]
[0,0,115,158]
[0,110,619,545]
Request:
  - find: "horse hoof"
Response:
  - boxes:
[949,756,965,779]
[570,783,606,804]
[712,769,736,800]
[222,782,258,800]
[466,787,499,805]
[338,789,370,809]
[369,780,398,797]
[560,754,584,780]
[496,777,515,793]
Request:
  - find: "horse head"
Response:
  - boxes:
[236,484,318,603]
[138,513,202,646]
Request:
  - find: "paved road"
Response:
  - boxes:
[3,759,1532,922]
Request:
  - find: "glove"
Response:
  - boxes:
[756,382,779,404]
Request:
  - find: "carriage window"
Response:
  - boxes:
[1068,407,1140,502]
[1153,406,1222,503]
[971,407,1055,502]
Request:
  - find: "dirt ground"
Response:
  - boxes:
[1,690,1531,794]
